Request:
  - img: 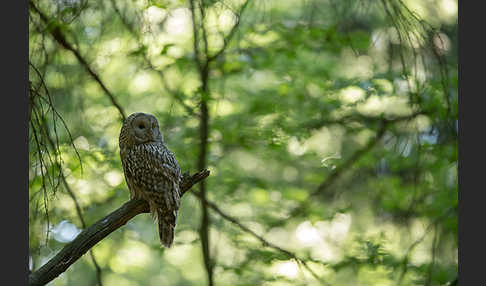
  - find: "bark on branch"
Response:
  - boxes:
[28,170,210,286]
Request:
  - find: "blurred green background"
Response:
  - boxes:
[29,0,457,285]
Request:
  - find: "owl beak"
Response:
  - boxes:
[148,130,153,138]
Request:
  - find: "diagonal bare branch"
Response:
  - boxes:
[29,1,127,122]
[28,170,210,286]
[192,191,330,285]
[288,112,425,219]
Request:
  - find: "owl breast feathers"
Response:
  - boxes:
[119,112,182,247]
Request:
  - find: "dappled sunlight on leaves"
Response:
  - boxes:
[29,0,457,284]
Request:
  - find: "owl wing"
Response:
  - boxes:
[124,144,182,212]
[120,151,137,200]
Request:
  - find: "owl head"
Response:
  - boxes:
[119,112,163,149]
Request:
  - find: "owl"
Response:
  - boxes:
[119,112,182,247]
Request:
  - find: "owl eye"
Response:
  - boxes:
[138,124,145,129]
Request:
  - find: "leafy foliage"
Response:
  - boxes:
[29,0,457,285]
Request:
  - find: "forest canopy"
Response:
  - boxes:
[28,0,458,285]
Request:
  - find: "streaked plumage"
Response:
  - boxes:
[119,112,182,247]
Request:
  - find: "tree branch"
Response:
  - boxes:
[28,170,210,286]
[188,1,214,285]
[42,118,103,286]
[109,0,199,117]
[287,112,425,219]
[303,111,429,131]
[61,174,104,286]
[193,191,330,285]
[397,207,455,285]
[207,0,251,63]
[188,2,251,283]
[311,120,389,197]
[189,0,204,72]
[29,1,127,122]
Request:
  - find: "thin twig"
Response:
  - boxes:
[62,175,104,286]
[288,112,426,219]
[192,191,330,285]
[189,0,203,71]
[29,1,126,122]
[41,120,104,286]
[207,0,251,63]
[29,61,83,172]
[109,0,198,117]
[397,207,455,285]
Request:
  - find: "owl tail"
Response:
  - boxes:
[158,211,177,248]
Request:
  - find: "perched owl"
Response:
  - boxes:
[119,112,182,247]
